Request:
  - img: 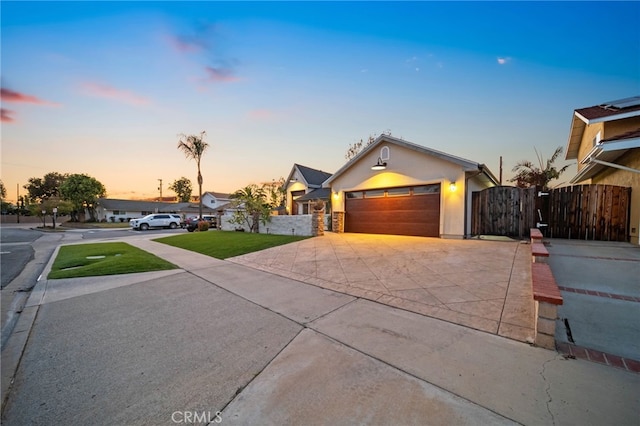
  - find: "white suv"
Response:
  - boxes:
[130,214,182,231]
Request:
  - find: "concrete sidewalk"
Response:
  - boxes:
[2,236,638,425]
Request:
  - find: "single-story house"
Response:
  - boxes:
[565,96,640,245]
[95,191,232,222]
[323,135,498,238]
[284,164,333,215]
[94,198,189,222]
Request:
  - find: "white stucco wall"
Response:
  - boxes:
[328,143,472,238]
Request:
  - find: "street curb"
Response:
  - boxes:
[1,305,39,413]
[1,244,59,415]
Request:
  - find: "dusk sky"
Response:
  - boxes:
[2,1,639,202]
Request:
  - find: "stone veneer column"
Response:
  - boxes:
[332,211,345,233]
[312,209,325,237]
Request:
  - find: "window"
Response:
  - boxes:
[387,187,410,197]
[592,131,601,147]
[413,184,440,195]
[380,146,390,161]
[346,191,364,199]
[364,189,385,198]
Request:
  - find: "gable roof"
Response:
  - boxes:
[323,134,498,186]
[566,96,640,160]
[285,164,333,188]
[203,191,231,199]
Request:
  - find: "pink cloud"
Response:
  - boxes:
[1,108,15,122]
[204,66,240,83]
[1,88,60,106]
[80,82,150,106]
[166,34,204,54]
[248,109,276,120]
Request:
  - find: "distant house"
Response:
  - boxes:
[565,96,640,245]
[94,199,189,222]
[95,191,232,222]
[324,135,498,238]
[283,164,333,215]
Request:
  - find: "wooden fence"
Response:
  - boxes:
[546,184,631,241]
[471,184,631,241]
[471,186,536,238]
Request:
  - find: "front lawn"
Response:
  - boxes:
[48,242,177,279]
[155,231,308,259]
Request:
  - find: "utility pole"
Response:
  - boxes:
[16,183,20,223]
[157,179,163,201]
[499,156,503,185]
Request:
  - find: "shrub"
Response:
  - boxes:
[197,220,210,232]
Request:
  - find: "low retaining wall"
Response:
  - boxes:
[219,213,330,236]
[530,228,563,350]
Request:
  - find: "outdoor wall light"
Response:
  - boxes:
[371,157,387,171]
[449,181,457,192]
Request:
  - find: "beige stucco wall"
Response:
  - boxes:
[328,144,470,238]
[284,168,308,215]
[577,123,604,172]
[591,150,640,245]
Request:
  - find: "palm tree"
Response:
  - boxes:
[177,131,209,219]
[510,146,570,190]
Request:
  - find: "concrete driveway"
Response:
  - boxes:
[3,234,638,425]
[230,232,535,343]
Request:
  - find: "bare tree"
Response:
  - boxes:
[344,130,391,161]
[177,131,209,219]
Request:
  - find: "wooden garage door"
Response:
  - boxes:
[345,184,440,237]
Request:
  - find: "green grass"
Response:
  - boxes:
[48,242,177,279]
[155,231,309,259]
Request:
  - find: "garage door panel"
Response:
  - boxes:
[345,192,440,237]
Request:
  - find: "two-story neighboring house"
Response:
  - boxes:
[283,164,333,215]
[565,96,640,245]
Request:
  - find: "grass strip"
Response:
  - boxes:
[48,242,177,279]
[155,230,308,259]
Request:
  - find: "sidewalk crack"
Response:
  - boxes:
[540,356,558,426]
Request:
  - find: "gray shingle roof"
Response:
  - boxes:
[295,164,333,186]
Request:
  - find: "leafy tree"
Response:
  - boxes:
[0,180,12,214]
[169,177,193,202]
[229,184,272,233]
[344,130,391,161]
[29,197,73,227]
[262,177,286,209]
[59,174,106,222]
[24,172,68,202]
[177,131,209,219]
[509,147,570,190]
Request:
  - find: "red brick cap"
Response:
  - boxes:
[530,228,543,240]
[532,263,563,305]
[532,242,549,257]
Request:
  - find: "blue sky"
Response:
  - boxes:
[2,1,639,201]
